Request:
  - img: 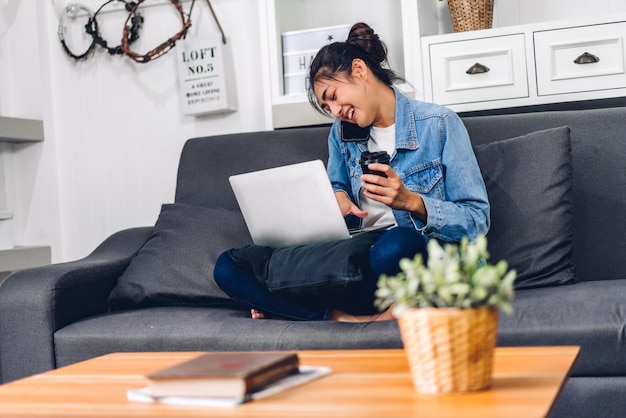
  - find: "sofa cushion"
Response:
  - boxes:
[473,126,575,289]
[58,279,626,377]
[54,306,404,369]
[497,279,626,377]
[108,203,252,309]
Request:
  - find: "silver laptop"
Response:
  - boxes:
[229,160,358,248]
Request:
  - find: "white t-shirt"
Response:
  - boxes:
[360,124,398,228]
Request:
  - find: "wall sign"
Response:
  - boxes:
[281,24,351,95]
[176,35,237,116]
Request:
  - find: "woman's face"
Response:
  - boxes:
[313,61,377,128]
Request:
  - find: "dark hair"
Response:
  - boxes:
[307,22,403,115]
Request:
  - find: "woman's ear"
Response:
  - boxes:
[351,59,368,80]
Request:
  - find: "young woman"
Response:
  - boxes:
[213,22,489,322]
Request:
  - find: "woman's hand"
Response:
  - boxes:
[361,163,427,222]
[334,191,368,218]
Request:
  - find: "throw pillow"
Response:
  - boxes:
[108,203,252,309]
[473,126,575,289]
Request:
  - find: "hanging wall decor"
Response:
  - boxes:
[57,0,195,63]
[86,0,144,56]
[121,0,194,63]
[175,0,237,115]
[57,3,98,61]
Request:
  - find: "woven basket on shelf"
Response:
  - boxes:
[447,0,494,32]
[398,305,498,394]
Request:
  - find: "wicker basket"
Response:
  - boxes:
[398,306,498,394]
[447,0,494,32]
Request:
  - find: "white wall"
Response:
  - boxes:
[2,0,624,263]
[491,0,626,27]
[2,0,267,262]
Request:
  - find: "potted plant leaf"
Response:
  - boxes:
[375,234,515,394]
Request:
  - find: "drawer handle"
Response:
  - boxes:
[466,63,490,74]
[574,52,600,64]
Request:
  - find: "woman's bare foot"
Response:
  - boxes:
[330,308,395,322]
[251,309,267,319]
[250,309,285,320]
[251,308,396,322]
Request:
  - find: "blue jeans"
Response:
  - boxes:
[213,227,427,321]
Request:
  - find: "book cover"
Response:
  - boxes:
[146,351,300,398]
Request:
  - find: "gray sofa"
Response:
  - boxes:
[1,106,625,417]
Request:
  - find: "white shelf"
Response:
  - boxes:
[0,116,44,143]
[0,246,51,273]
[0,118,45,262]
[260,0,423,129]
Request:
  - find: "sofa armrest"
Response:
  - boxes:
[0,227,153,383]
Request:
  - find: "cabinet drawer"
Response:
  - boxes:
[534,22,626,96]
[428,34,528,105]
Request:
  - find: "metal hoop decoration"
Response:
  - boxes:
[121,0,195,63]
[85,0,144,56]
[57,3,97,61]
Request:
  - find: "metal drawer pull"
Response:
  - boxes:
[574,52,600,64]
[466,63,490,74]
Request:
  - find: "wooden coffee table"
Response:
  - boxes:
[0,347,578,417]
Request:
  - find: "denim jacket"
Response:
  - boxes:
[326,87,490,242]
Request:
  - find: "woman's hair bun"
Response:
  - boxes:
[306,21,403,113]
[346,22,387,64]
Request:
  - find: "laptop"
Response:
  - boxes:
[229,160,390,248]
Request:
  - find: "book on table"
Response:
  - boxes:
[127,351,331,407]
[145,351,300,398]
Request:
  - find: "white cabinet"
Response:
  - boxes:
[422,15,626,113]
[534,22,626,96]
[428,34,528,106]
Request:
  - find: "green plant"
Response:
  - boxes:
[375,235,516,317]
